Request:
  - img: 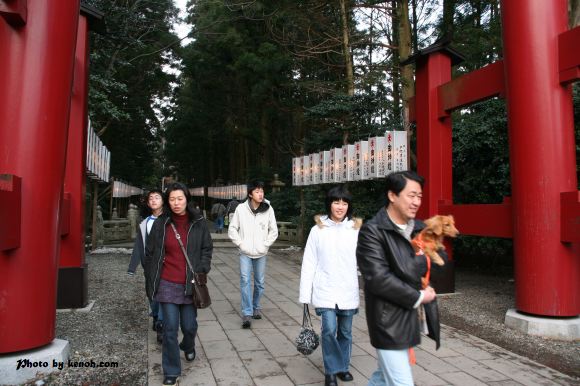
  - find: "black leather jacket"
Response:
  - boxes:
[356,207,428,350]
[144,212,213,299]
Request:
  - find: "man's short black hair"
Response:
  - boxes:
[247,180,265,197]
[325,185,353,220]
[384,171,425,198]
[147,189,164,201]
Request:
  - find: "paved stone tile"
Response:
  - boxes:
[197,308,218,322]
[215,310,245,330]
[209,357,253,386]
[197,320,230,342]
[354,340,377,356]
[255,328,301,357]
[481,358,573,386]
[443,336,497,360]
[350,353,381,378]
[255,375,295,386]
[225,329,266,352]
[437,370,489,385]
[412,365,449,386]
[178,358,217,385]
[202,339,238,360]
[414,349,460,374]
[209,299,237,313]
[277,355,324,385]
[441,355,509,382]
[239,349,286,378]
[147,248,579,386]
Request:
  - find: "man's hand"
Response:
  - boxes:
[420,286,437,304]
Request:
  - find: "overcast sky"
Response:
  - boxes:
[172,0,192,45]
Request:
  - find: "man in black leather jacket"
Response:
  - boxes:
[356,171,437,386]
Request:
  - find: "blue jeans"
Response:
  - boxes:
[315,307,357,375]
[239,254,267,316]
[368,349,414,386]
[150,299,163,324]
[160,302,198,377]
[215,216,224,230]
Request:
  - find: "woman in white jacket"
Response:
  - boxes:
[299,185,362,386]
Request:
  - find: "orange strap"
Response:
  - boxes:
[415,235,431,289]
[408,347,416,365]
[422,253,431,289]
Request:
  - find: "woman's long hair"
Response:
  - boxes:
[164,182,196,221]
[325,185,353,221]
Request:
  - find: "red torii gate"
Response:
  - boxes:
[406,0,579,326]
[0,1,102,355]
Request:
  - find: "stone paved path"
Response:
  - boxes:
[147,247,578,386]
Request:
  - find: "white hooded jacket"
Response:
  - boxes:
[299,215,362,310]
[228,199,278,258]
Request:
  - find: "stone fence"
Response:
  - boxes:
[277,221,299,243]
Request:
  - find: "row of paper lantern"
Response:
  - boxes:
[207,184,247,200]
[292,131,408,186]
[189,187,205,197]
[86,120,110,183]
[112,180,143,198]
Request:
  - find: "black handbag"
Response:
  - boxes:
[295,304,320,355]
[170,223,212,309]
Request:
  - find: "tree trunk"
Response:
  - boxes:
[391,0,401,125]
[442,0,455,40]
[339,0,355,144]
[571,0,580,27]
[397,0,413,166]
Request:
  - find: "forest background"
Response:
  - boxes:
[84,0,580,271]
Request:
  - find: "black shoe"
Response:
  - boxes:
[337,371,354,381]
[162,376,177,386]
[324,374,338,386]
[185,348,196,362]
[156,323,163,344]
[242,316,251,328]
[152,318,158,332]
[252,310,262,319]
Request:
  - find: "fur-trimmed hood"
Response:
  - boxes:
[314,214,363,230]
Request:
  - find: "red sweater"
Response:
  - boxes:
[161,213,190,284]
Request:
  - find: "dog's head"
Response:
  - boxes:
[424,215,459,238]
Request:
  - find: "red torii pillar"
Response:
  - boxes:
[407,0,579,328]
[501,0,579,317]
[57,4,104,309]
[0,1,80,353]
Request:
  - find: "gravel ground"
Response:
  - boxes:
[437,270,580,379]
[31,250,149,386]
[26,247,580,385]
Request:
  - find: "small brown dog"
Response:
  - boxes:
[411,215,459,267]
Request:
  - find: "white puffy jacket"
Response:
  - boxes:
[299,215,362,310]
[228,199,278,258]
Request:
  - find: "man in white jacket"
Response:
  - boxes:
[228,181,278,328]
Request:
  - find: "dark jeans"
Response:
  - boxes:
[161,302,197,377]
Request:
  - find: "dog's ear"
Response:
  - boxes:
[425,216,443,236]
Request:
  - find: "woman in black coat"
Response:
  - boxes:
[145,182,212,386]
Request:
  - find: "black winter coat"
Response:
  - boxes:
[144,212,213,299]
[356,207,428,350]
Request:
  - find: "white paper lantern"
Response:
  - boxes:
[322,151,331,183]
[393,131,408,172]
[385,131,394,175]
[333,148,342,182]
[302,155,310,186]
